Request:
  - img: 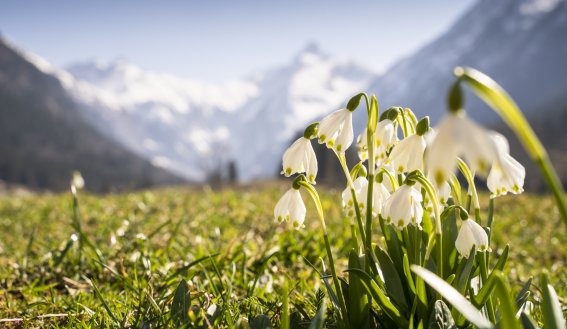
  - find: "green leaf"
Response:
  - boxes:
[515,277,532,311]
[308,300,326,329]
[411,265,493,329]
[428,300,457,329]
[492,272,521,329]
[348,268,408,328]
[519,312,540,329]
[347,250,370,329]
[375,247,408,313]
[250,314,271,329]
[455,248,476,295]
[171,279,190,327]
[492,245,509,272]
[540,272,566,329]
[472,274,496,308]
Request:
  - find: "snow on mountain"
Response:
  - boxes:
[64,43,375,181]
[363,0,567,127]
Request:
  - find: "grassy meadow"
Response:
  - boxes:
[0,183,565,328]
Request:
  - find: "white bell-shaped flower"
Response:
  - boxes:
[387,134,426,174]
[342,176,392,219]
[426,111,498,186]
[281,137,318,184]
[455,219,490,258]
[487,133,525,198]
[382,184,424,230]
[274,188,307,229]
[372,180,391,215]
[317,108,354,153]
[357,120,397,164]
[342,177,368,218]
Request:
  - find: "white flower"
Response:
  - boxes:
[356,120,396,164]
[342,177,368,218]
[426,111,498,186]
[372,180,391,215]
[317,108,354,153]
[487,133,525,198]
[382,184,424,230]
[455,219,490,258]
[387,134,426,174]
[274,188,306,229]
[281,137,318,184]
[342,176,392,219]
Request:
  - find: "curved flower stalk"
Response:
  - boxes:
[274,188,306,229]
[426,110,498,187]
[317,108,354,153]
[487,133,525,198]
[455,218,490,258]
[281,137,318,184]
[382,183,424,230]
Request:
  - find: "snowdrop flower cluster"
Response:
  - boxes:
[271,69,563,328]
[275,92,525,253]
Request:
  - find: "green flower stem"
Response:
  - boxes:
[298,181,350,328]
[378,167,399,191]
[487,199,495,242]
[456,67,567,227]
[350,222,359,251]
[366,133,376,250]
[478,251,496,323]
[397,108,409,138]
[457,158,481,222]
[337,153,367,249]
[410,172,443,279]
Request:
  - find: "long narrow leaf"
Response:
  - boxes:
[541,272,566,329]
[492,272,521,329]
[411,266,493,329]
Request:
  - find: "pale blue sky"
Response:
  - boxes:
[0,1,476,82]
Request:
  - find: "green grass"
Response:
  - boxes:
[0,184,564,328]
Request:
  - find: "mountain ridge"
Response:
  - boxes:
[0,37,185,192]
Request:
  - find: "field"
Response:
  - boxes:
[0,184,565,328]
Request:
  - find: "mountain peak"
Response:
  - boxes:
[294,42,330,65]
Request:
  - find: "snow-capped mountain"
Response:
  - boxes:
[0,37,183,192]
[15,0,566,184]
[65,43,376,181]
[364,0,567,126]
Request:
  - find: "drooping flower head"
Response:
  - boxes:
[455,218,490,258]
[387,134,426,174]
[317,108,354,153]
[342,177,368,219]
[426,110,498,186]
[487,133,525,198]
[356,119,396,164]
[382,184,424,230]
[274,188,306,229]
[281,136,318,184]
